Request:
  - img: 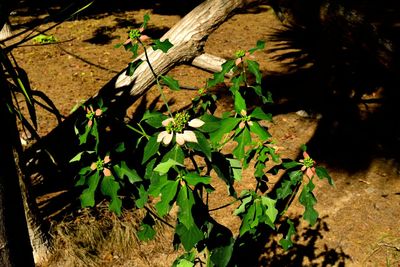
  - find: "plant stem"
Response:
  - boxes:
[139,39,173,117]
[144,205,174,228]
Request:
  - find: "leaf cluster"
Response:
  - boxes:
[70,15,334,266]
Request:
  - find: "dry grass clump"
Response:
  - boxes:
[40,203,181,267]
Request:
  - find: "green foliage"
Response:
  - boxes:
[32,34,57,44]
[70,14,334,266]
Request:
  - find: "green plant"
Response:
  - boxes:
[70,14,333,266]
[32,34,57,44]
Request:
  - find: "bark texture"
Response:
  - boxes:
[0,67,35,267]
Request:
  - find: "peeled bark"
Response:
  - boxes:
[192,53,234,77]
[0,23,11,41]
[16,157,51,265]
[112,0,257,99]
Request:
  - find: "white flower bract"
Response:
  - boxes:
[188,119,205,128]
[156,117,204,146]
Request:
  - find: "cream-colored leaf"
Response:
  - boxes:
[163,132,173,145]
[157,131,168,143]
[188,118,205,128]
[162,117,174,127]
[183,130,198,143]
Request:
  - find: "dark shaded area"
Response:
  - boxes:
[0,57,35,266]
[83,19,169,45]
[12,0,204,21]
[230,217,349,266]
[261,0,400,172]
[26,75,172,221]
[259,217,350,266]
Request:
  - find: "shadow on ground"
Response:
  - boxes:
[230,216,350,266]
[260,67,400,173]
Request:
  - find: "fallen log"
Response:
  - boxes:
[26,0,260,166]
[192,53,234,77]
[95,0,258,108]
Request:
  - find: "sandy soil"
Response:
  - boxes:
[7,1,400,266]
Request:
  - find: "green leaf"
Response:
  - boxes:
[135,184,148,208]
[250,107,272,121]
[163,145,185,165]
[207,60,235,88]
[254,162,265,178]
[276,179,293,200]
[227,158,242,181]
[299,179,318,226]
[172,251,196,267]
[279,219,296,250]
[177,186,195,229]
[229,75,243,94]
[137,223,156,241]
[148,173,168,197]
[234,90,246,114]
[154,159,184,175]
[315,166,334,186]
[69,151,95,163]
[101,176,122,215]
[79,124,91,145]
[113,161,142,183]
[142,13,150,29]
[289,170,303,183]
[142,135,160,164]
[249,121,271,142]
[184,172,211,186]
[127,42,139,57]
[239,201,256,236]
[152,39,173,53]
[155,180,179,216]
[198,114,221,133]
[248,40,265,54]
[32,34,57,44]
[261,196,278,224]
[233,127,251,160]
[144,158,157,180]
[16,68,37,128]
[80,171,100,207]
[176,259,194,267]
[114,142,125,152]
[175,223,203,251]
[282,160,301,169]
[246,59,262,84]
[211,153,236,196]
[300,144,307,152]
[160,75,180,91]
[233,194,252,215]
[210,117,240,145]
[90,119,100,152]
[126,60,143,76]
[75,167,92,186]
[142,111,167,128]
[210,237,234,267]
[186,131,212,160]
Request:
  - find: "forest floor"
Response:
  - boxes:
[7,1,400,266]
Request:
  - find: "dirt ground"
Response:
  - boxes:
[7,1,400,266]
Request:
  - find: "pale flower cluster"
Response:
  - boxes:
[157,117,204,146]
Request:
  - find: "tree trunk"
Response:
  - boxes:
[0,69,35,267]
[15,154,51,265]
